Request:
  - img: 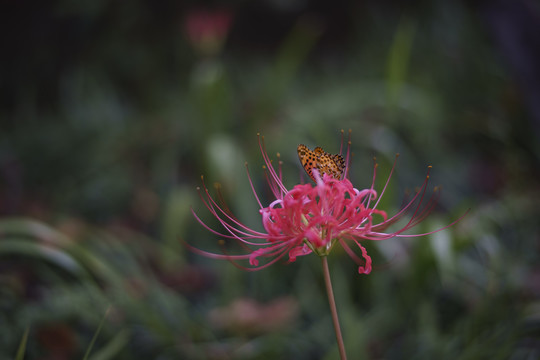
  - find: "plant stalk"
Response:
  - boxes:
[321,256,347,360]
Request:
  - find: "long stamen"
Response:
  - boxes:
[196,179,280,242]
[276,152,285,199]
[263,165,282,200]
[199,181,264,237]
[396,166,432,232]
[371,153,400,211]
[342,130,353,179]
[258,133,288,195]
[245,162,263,209]
[369,165,431,231]
[364,157,378,207]
[339,129,345,155]
[395,208,470,237]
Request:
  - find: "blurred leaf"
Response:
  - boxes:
[14,327,29,360]
[0,218,72,246]
[386,17,416,108]
[82,307,110,360]
[0,238,89,279]
[88,329,130,360]
[160,186,195,265]
[253,15,323,125]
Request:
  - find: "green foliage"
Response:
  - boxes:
[15,327,29,360]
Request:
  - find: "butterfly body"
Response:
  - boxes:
[297,144,345,182]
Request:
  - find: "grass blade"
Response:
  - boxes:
[15,327,30,360]
[82,306,111,360]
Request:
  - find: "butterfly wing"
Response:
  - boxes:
[317,152,345,180]
[298,144,345,181]
[297,144,318,181]
[329,153,345,179]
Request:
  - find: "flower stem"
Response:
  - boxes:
[321,256,348,360]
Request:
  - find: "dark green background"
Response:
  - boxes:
[1,1,539,359]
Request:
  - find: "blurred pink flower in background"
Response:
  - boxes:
[184,8,233,56]
[208,297,299,335]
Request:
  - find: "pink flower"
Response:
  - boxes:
[191,132,464,275]
[184,8,233,56]
[208,297,299,334]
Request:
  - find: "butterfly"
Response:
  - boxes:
[297,144,346,182]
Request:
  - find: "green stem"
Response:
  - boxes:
[321,256,347,360]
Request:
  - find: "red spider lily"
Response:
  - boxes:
[184,8,233,56]
[191,132,465,275]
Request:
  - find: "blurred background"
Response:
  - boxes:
[1,0,539,359]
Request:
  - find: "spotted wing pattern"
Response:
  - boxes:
[297,144,345,182]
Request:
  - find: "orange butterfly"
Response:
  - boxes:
[297,144,345,182]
